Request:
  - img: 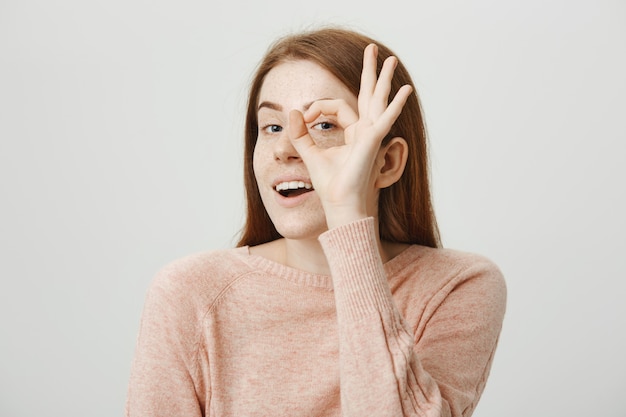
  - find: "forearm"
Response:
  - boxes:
[319,218,446,417]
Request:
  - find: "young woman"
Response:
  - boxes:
[126,27,506,417]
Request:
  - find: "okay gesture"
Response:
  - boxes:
[287,43,413,229]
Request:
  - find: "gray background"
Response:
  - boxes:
[1,0,625,416]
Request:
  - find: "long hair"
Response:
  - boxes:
[237,27,441,248]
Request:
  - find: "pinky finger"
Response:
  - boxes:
[378,84,413,128]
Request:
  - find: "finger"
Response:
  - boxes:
[358,44,378,117]
[370,56,397,115]
[288,109,317,156]
[375,84,413,133]
[304,99,359,128]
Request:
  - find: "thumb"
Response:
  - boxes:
[288,109,316,156]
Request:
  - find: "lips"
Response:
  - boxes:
[271,177,316,207]
[275,180,314,197]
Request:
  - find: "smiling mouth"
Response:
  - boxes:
[275,181,314,197]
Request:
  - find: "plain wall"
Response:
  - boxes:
[1,0,625,415]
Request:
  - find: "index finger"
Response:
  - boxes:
[304,99,359,128]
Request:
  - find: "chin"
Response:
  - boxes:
[272,215,328,241]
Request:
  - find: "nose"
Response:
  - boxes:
[273,129,301,162]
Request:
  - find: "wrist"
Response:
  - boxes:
[323,203,370,230]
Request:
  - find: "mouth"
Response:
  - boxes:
[275,180,314,198]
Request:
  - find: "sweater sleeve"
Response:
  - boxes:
[125,265,208,417]
[318,218,506,417]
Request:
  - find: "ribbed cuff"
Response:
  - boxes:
[318,217,394,319]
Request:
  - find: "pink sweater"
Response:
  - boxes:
[126,218,506,416]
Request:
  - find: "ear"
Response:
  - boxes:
[374,137,409,189]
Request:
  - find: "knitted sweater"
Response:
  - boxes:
[126,218,506,416]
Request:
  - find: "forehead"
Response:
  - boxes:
[258,59,355,108]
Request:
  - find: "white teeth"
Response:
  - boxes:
[275,181,313,192]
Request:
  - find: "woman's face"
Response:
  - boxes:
[253,59,358,240]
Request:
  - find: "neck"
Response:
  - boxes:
[248,218,409,275]
[284,237,331,275]
[276,220,405,275]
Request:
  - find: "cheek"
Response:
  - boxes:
[309,130,345,149]
[252,139,267,180]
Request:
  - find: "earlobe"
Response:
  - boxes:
[375,137,409,189]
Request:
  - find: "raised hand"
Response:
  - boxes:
[288,43,412,229]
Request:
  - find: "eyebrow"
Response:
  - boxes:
[257,98,333,113]
[257,101,282,112]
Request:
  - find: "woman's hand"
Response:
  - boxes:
[288,43,412,229]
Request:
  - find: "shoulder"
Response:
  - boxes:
[390,246,507,311]
[423,247,504,284]
[394,245,504,280]
[145,247,255,314]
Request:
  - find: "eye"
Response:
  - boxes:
[309,120,344,149]
[312,121,335,131]
[261,124,283,134]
